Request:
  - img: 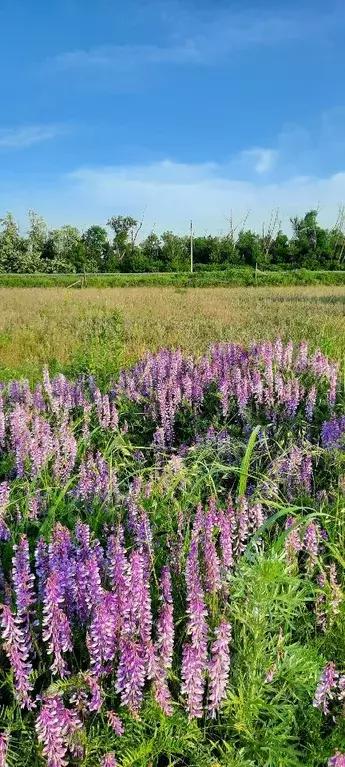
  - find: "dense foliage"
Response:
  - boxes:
[1,209,345,274]
[1,339,345,765]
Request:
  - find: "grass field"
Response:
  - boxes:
[2,268,345,289]
[1,285,345,381]
[2,285,345,766]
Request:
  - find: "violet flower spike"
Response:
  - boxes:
[87,591,118,676]
[107,711,124,735]
[102,755,117,767]
[0,733,8,767]
[42,572,72,678]
[12,535,35,650]
[157,566,174,671]
[328,753,345,767]
[208,621,232,717]
[313,662,338,714]
[0,604,34,709]
[181,539,208,718]
[36,694,82,767]
[202,509,221,595]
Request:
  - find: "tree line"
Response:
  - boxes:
[0,209,345,273]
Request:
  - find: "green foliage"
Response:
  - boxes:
[1,208,345,275]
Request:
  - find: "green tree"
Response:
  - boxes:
[236,230,261,267]
[42,225,84,271]
[270,231,291,266]
[27,210,47,262]
[161,232,189,271]
[107,215,139,267]
[0,213,31,272]
[290,210,334,269]
[82,225,111,272]
[139,233,165,271]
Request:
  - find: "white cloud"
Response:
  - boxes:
[2,158,344,236]
[53,3,341,73]
[0,125,65,150]
[55,41,201,71]
[64,161,345,234]
[240,148,278,175]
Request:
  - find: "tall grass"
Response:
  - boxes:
[1,285,345,381]
[2,269,345,288]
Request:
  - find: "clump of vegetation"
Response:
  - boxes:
[1,208,345,274]
[1,339,345,765]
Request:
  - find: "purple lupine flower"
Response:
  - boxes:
[135,508,154,577]
[300,454,312,493]
[285,517,302,563]
[296,340,308,371]
[218,510,233,570]
[87,591,118,675]
[107,711,124,735]
[306,385,317,421]
[181,539,208,718]
[313,662,339,714]
[329,366,338,407]
[36,694,82,767]
[208,621,231,717]
[338,675,345,701]
[329,564,342,617]
[53,421,77,484]
[146,641,173,716]
[0,395,5,447]
[128,549,153,646]
[102,754,117,767]
[249,503,266,534]
[0,733,8,767]
[304,522,319,572]
[265,664,276,684]
[156,567,174,671]
[0,482,10,541]
[48,524,75,617]
[0,604,34,709]
[328,753,345,767]
[107,527,128,606]
[282,340,293,368]
[191,503,204,543]
[74,551,103,622]
[315,573,327,632]
[35,538,49,598]
[42,572,72,677]
[116,636,146,714]
[202,508,221,595]
[75,451,110,505]
[12,535,35,649]
[84,673,103,712]
[0,482,9,517]
[322,417,345,449]
[0,520,10,542]
[9,403,31,477]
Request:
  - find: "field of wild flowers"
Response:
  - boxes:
[1,338,345,766]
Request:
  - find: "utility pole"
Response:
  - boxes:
[190,220,194,273]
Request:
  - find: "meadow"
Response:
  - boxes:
[1,285,345,381]
[1,285,345,767]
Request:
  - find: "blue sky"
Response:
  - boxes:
[1,0,345,235]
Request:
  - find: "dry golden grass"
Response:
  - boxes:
[1,285,345,380]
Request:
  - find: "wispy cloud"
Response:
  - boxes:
[55,41,201,71]
[53,3,338,73]
[240,148,278,175]
[62,158,345,235]
[1,156,345,234]
[0,124,66,150]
